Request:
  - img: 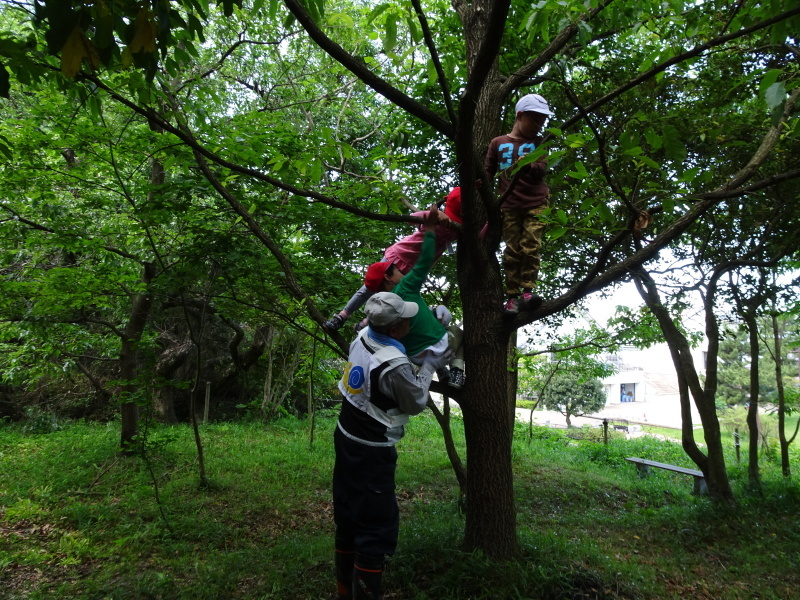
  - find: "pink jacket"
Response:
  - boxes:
[383,212,459,274]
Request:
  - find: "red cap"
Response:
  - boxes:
[444,187,462,224]
[364,262,392,292]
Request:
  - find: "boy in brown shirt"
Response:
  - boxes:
[484,93,554,314]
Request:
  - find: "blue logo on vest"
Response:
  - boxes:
[343,364,365,394]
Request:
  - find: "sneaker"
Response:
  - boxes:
[448,367,465,390]
[354,318,368,333]
[436,367,451,384]
[323,314,346,331]
[520,292,543,309]
[504,296,520,315]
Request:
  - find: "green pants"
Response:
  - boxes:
[501,205,547,296]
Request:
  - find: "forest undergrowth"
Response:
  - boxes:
[1,410,798,599]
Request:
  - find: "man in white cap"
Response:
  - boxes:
[484,92,555,315]
[332,291,450,600]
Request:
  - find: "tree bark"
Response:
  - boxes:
[631,267,734,504]
[427,397,467,491]
[153,339,193,424]
[771,310,799,477]
[742,310,761,488]
[119,261,157,452]
[452,0,520,559]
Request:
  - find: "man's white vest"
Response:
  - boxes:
[338,329,411,445]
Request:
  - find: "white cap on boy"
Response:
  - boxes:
[515,93,554,116]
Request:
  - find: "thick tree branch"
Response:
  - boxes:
[462,1,511,104]
[724,88,800,191]
[0,201,143,261]
[509,81,800,330]
[410,0,456,125]
[499,0,616,97]
[75,71,426,226]
[282,0,454,138]
[629,266,708,466]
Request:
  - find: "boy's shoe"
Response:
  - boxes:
[436,367,451,384]
[323,314,346,331]
[504,296,521,315]
[448,367,466,390]
[520,292,543,309]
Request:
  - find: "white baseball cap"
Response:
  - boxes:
[365,292,419,326]
[515,93,554,116]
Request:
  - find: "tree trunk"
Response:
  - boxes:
[454,0,520,559]
[743,310,761,487]
[632,267,734,503]
[507,333,519,432]
[772,311,796,477]
[119,261,157,452]
[459,312,517,557]
[153,339,194,424]
[427,397,467,491]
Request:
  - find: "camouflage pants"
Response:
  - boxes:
[502,205,547,296]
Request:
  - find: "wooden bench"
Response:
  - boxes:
[625,457,707,495]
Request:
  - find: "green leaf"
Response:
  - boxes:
[759,69,781,96]
[678,166,700,183]
[644,129,662,151]
[221,0,243,18]
[367,3,391,23]
[327,12,355,28]
[765,82,786,110]
[406,16,421,43]
[383,14,397,54]
[662,125,686,164]
[635,155,661,171]
[0,61,9,98]
[426,58,437,82]
[564,133,587,148]
[566,160,589,179]
[86,93,102,122]
[512,146,548,172]
[0,134,12,160]
[596,203,613,222]
[548,226,567,240]
[308,158,323,182]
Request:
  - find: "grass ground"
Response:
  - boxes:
[1,411,799,599]
[640,412,800,451]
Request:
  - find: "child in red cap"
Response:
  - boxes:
[359,205,465,389]
[324,188,462,331]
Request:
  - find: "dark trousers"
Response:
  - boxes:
[332,427,399,557]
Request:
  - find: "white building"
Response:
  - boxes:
[583,343,706,428]
[600,343,707,405]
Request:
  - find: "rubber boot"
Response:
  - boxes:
[335,543,355,600]
[353,552,384,600]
